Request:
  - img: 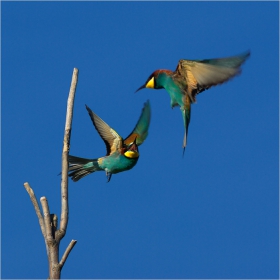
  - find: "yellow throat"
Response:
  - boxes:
[146,77,155,89]
[124,150,139,159]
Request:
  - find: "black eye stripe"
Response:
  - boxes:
[146,73,154,84]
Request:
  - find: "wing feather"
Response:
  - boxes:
[124,100,151,146]
[176,51,250,101]
[85,105,122,155]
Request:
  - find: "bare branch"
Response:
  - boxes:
[41,197,60,278]
[23,182,45,238]
[24,69,79,278]
[59,68,79,238]
[50,214,58,237]
[59,240,78,269]
[40,197,53,242]
[23,183,51,262]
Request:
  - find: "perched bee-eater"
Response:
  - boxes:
[68,100,151,182]
[136,51,250,154]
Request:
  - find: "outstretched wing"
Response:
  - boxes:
[86,105,122,156]
[124,100,151,146]
[175,50,250,102]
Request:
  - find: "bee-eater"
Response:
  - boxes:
[68,100,151,182]
[136,51,250,154]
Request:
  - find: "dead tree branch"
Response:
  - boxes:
[59,240,78,269]
[23,68,79,279]
[58,68,78,240]
[24,182,46,237]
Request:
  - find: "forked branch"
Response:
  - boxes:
[24,68,79,279]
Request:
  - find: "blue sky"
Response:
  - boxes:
[2,1,279,279]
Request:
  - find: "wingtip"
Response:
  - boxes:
[235,50,251,63]
[243,49,251,59]
[182,147,186,158]
[144,99,151,108]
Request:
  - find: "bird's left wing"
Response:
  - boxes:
[175,50,250,101]
[86,105,122,156]
[124,100,151,146]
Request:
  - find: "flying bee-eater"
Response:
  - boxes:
[68,100,151,182]
[136,51,250,154]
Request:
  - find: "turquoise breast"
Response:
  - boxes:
[99,152,139,174]
[157,73,184,108]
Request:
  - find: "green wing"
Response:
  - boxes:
[176,50,250,102]
[124,100,151,146]
[85,105,122,156]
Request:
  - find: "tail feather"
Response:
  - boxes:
[182,106,191,156]
[68,155,100,182]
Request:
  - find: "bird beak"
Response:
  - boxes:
[129,136,138,151]
[133,136,138,145]
[135,84,146,93]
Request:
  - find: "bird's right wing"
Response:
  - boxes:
[175,51,250,101]
[86,105,122,155]
[124,100,151,146]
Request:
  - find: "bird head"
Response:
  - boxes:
[135,71,159,92]
[124,137,139,159]
[136,70,173,92]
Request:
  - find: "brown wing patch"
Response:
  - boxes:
[108,128,123,155]
[176,60,200,102]
[186,68,198,95]
[124,133,138,146]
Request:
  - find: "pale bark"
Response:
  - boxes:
[24,68,79,279]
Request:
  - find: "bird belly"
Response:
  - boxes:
[167,87,185,109]
[99,154,138,174]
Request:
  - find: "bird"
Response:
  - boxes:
[136,51,250,155]
[68,100,151,182]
